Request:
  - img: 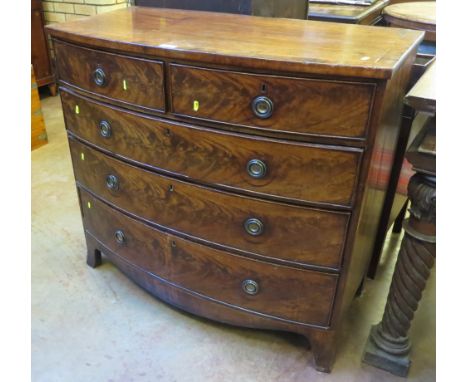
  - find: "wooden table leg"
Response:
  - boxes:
[48,83,58,96]
[362,173,435,377]
[367,104,416,279]
[392,198,408,234]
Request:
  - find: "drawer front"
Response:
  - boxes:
[54,41,165,112]
[79,187,338,326]
[62,89,361,207]
[170,64,374,139]
[70,138,349,270]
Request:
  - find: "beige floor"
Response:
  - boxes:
[32,94,435,382]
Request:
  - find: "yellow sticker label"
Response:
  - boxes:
[75,105,80,114]
[123,79,127,90]
[193,100,199,112]
[87,202,91,209]
[80,152,85,161]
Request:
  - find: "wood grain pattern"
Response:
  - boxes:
[86,225,340,372]
[367,56,434,279]
[80,187,338,326]
[31,66,48,150]
[48,7,423,372]
[333,47,416,323]
[45,7,424,79]
[362,174,435,377]
[384,1,436,25]
[62,88,361,207]
[70,137,350,270]
[405,60,436,114]
[54,40,165,112]
[383,2,436,42]
[31,0,55,90]
[405,116,435,176]
[308,0,389,24]
[85,232,339,338]
[170,64,374,140]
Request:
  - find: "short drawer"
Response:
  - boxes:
[79,187,338,327]
[70,138,350,270]
[62,89,361,207]
[170,64,375,139]
[54,41,165,112]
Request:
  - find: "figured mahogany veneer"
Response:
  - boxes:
[47,7,421,79]
[62,89,361,207]
[55,41,165,113]
[47,7,423,373]
[70,137,349,270]
[80,187,338,327]
[170,64,375,140]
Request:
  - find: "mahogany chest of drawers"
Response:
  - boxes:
[47,7,423,372]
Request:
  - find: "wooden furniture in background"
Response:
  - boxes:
[384,1,436,42]
[363,60,435,377]
[135,0,309,19]
[405,62,436,114]
[46,7,422,372]
[367,0,436,278]
[31,0,56,95]
[31,66,48,150]
[306,0,432,280]
[308,0,389,25]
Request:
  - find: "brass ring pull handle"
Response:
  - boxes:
[251,96,274,119]
[246,159,267,179]
[244,218,264,236]
[99,120,112,138]
[114,230,126,244]
[106,174,119,191]
[93,68,106,87]
[242,279,259,295]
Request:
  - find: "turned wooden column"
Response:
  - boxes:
[363,61,436,377]
[363,173,435,376]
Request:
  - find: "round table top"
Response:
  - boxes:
[383,2,436,27]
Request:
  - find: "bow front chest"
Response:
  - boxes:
[47,7,423,372]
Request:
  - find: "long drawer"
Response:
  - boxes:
[170,64,375,140]
[69,138,349,270]
[62,89,361,207]
[54,41,165,112]
[79,187,338,327]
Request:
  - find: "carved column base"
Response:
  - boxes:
[362,324,411,377]
[362,174,435,377]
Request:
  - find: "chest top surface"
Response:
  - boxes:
[46,6,423,79]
